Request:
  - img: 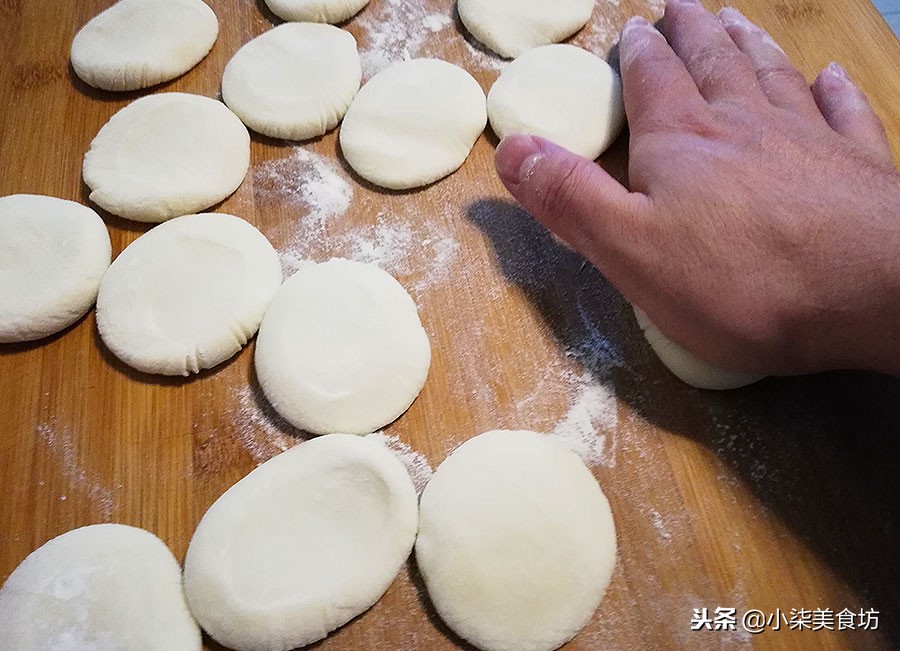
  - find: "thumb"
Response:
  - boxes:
[494,134,647,258]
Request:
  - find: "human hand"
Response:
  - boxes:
[494,0,900,376]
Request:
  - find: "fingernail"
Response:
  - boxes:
[669,0,700,5]
[495,134,543,188]
[717,7,749,28]
[826,61,849,81]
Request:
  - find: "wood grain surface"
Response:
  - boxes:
[1,1,899,650]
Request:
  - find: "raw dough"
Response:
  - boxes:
[488,44,624,160]
[0,524,200,650]
[339,58,486,190]
[255,258,430,434]
[264,0,370,24]
[416,430,617,651]
[222,23,361,140]
[0,195,111,343]
[633,307,766,390]
[183,433,419,651]
[83,93,250,222]
[458,0,595,58]
[71,0,218,91]
[96,213,282,376]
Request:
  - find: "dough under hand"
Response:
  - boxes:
[71,0,218,91]
[222,23,361,140]
[0,524,200,651]
[183,434,419,651]
[339,58,487,190]
[416,430,617,651]
[633,307,766,390]
[83,92,250,222]
[488,44,624,160]
[0,194,111,344]
[264,0,370,24]
[96,213,282,376]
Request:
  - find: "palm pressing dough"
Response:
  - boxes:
[183,434,419,651]
[264,0,370,23]
[83,93,250,222]
[255,258,430,434]
[0,524,200,650]
[96,213,282,376]
[0,195,111,343]
[71,0,218,91]
[633,307,766,390]
[416,430,617,651]
[458,0,595,58]
[222,23,361,140]
[488,44,624,159]
[339,58,487,190]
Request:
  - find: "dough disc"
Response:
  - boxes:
[71,0,218,91]
[458,0,595,58]
[0,524,200,650]
[255,258,431,435]
[264,0,371,23]
[339,58,486,190]
[633,307,766,390]
[83,93,250,222]
[183,434,419,651]
[416,430,617,651]
[96,213,282,376]
[488,44,624,159]
[222,23,361,140]
[0,194,111,343]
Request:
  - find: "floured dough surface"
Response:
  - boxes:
[0,194,111,344]
[71,0,218,91]
[0,524,200,650]
[255,258,430,434]
[633,307,766,390]
[96,213,282,376]
[183,434,419,651]
[83,93,250,222]
[339,58,486,190]
[264,0,370,23]
[416,430,617,651]
[222,23,361,140]
[488,44,624,159]
[458,0,594,58]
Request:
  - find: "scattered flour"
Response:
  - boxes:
[224,385,300,465]
[367,432,434,493]
[551,372,619,468]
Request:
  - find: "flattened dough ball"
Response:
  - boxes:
[633,307,766,390]
[0,524,200,650]
[71,0,218,91]
[339,59,486,190]
[222,23,361,140]
[83,93,250,222]
[0,195,110,343]
[458,0,594,58]
[255,258,431,434]
[264,0,370,24]
[96,213,282,376]
[416,430,617,651]
[488,44,624,159]
[183,434,419,651]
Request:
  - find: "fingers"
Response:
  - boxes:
[811,63,895,168]
[717,7,823,120]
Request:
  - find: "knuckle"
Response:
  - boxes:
[686,46,751,92]
[534,155,591,223]
[756,63,805,90]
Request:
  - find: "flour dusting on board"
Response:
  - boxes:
[367,432,434,493]
[225,385,300,464]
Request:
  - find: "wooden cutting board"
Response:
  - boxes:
[1,1,899,649]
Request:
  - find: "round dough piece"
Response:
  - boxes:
[488,44,624,160]
[183,433,419,651]
[633,307,766,390]
[339,58,487,190]
[222,23,361,140]
[458,0,594,58]
[255,258,430,434]
[0,195,111,343]
[416,430,617,651]
[71,0,218,91]
[264,0,370,23]
[83,92,250,222]
[96,213,282,376]
[0,524,200,650]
